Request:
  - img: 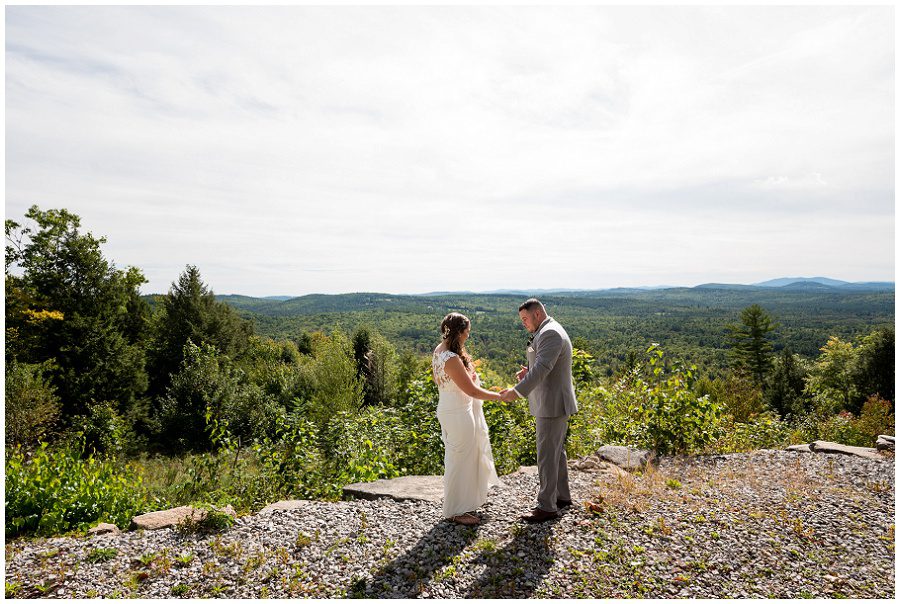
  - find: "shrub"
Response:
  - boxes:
[69,400,130,456]
[715,411,792,453]
[588,345,724,454]
[5,442,146,537]
[853,395,894,443]
[816,411,871,447]
[4,360,60,447]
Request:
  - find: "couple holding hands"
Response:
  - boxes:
[431,298,578,526]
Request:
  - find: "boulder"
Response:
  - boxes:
[592,446,653,472]
[130,505,236,531]
[258,500,315,515]
[876,436,895,452]
[786,444,813,453]
[87,523,121,536]
[343,475,444,504]
[809,440,883,460]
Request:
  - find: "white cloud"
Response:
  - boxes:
[5,5,893,295]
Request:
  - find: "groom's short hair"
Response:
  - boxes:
[518,298,545,312]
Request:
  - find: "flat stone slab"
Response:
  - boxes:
[87,523,121,536]
[258,500,316,515]
[570,456,629,480]
[876,437,894,452]
[343,475,443,504]
[786,444,814,453]
[593,445,653,471]
[130,505,236,531]
[809,441,883,460]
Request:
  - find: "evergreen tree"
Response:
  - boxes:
[764,348,810,418]
[852,327,894,410]
[147,265,253,398]
[5,206,149,420]
[726,304,777,388]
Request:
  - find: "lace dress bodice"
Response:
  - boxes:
[433,348,477,412]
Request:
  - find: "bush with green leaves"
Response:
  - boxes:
[715,411,792,453]
[69,400,130,456]
[4,359,60,447]
[590,345,724,454]
[154,341,281,451]
[5,442,146,537]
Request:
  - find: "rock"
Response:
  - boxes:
[786,444,813,453]
[593,445,653,471]
[876,436,894,452]
[129,505,236,531]
[258,500,315,515]
[342,475,444,503]
[809,441,883,460]
[87,523,121,536]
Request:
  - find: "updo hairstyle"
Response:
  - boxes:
[440,312,473,370]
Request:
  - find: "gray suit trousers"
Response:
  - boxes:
[535,415,570,513]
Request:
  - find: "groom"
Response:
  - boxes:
[500,298,578,523]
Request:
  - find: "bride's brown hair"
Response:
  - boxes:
[441,312,473,370]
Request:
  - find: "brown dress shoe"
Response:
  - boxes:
[521,508,559,523]
[557,499,573,508]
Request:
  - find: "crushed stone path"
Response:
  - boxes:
[4,450,894,598]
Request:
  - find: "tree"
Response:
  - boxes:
[852,327,894,410]
[147,265,253,398]
[764,348,811,418]
[806,336,858,415]
[309,329,363,428]
[5,206,149,420]
[726,304,777,387]
[352,326,399,407]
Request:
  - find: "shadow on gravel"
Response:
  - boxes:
[465,515,562,598]
[354,521,479,598]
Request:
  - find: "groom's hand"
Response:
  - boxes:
[516,365,528,381]
[498,389,519,402]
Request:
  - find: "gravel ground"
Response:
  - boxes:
[4,450,895,598]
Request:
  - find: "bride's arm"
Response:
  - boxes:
[444,356,501,401]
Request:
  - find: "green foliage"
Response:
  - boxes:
[5,442,146,537]
[805,336,859,416]
[590,345,724,454]
[715,411,792,453]
[853,395,895,444]
[175,504,235,535]
[571,347,596,388]
[726,304,777,387]
[86,547,119,563]
[254,411,331,500]
[308,329,364,427]
[695,374,764,424]
[852,327,894,409]
[155,341,281,451]
[4,359,61,447]
[70,400,130,456]
[147,265,253,398]
[764,348,812,418]
[6,205,149,418]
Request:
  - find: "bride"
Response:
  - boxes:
[432,312,502,526]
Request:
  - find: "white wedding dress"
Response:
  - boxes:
[432,349,501,518]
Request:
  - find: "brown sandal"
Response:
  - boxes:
[450,513,480,526]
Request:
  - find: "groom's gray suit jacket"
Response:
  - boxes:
[514,317,578,418]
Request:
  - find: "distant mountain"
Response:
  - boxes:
[217,278,893,301]
[694,283,760,291]
[755,277,850,288]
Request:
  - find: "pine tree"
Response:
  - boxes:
[726,304,777,388]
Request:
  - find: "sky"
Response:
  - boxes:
[5,5,895,296]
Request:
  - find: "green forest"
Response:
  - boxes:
[5,205,895,538]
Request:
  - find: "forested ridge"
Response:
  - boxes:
[212,287,894,377]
